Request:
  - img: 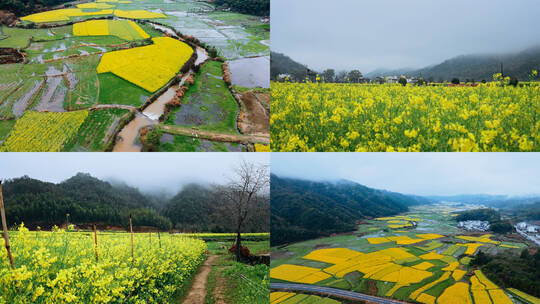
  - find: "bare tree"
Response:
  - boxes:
[220,159,269,261]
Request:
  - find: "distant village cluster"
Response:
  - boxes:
[516,222,540,246]
[277,73,423,84]
[458,220,490,231]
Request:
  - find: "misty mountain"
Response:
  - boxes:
[162,183,269,233]
[429,194,540,209]
[1,173,269,232]
[2,173,170,229]
[270,174,433,246]
[364,67,416,78]
[270,52,308,80]
[274,45,540,82]
[370,45,540,81]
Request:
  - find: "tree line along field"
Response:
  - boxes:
[271,81,540,152]
[270,205,539,304]
[0,0,270,152]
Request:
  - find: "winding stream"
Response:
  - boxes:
[112,72,194,152]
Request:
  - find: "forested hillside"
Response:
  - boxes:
[270,174,432,246]
[3,173,170,229]
[163,183,270,233]
[2,173,269,232]
[213,0,269,16]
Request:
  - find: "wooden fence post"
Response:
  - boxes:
[0,180,15,269]
[129,213,134,265]
[93,224,98,262]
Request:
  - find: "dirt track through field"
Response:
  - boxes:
[182,254,218,304]
[161,125,270,144]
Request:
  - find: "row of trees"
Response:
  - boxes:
[1,0,72,18]
[213,0,269,16]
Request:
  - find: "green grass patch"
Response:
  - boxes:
[0,120,16,143]
[98,72,150,106]
[63,108,131,151]
[223,262,269,304]
[423,277,455,298]
[138,22,165,37]
[416,241,443,251]
[166,60,238,133]
[0,26,70,48]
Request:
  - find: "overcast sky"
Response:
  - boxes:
[271,153,540,196]
[0,153,269,196]
[271,0,540,72]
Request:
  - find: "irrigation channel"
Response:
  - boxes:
[112,46,209,152]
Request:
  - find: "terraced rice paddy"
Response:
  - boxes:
[0,0,269,151]
[271,204,532,304]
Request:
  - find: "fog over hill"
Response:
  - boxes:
[270,174,434,245]
[272,0,540,73]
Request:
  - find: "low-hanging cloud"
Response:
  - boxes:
[0,152,270,196]
[271,153,540,196]
[271,0,540,72]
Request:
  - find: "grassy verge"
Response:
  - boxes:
[165,60,238,133]
[205,240,269,304]
[63,108,131,151]
[0,120,16,143]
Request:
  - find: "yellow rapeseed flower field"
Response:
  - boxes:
[416,293,436,304]
[458,243,485,255]
[303,248,363,264]
[21,8,114,23]
[114,9,166,19]
[76,3,115,9]
[270,292,295,304]
[0,111,88,152]
[0,225,206,303]
[507,288,540,304]
[270,264,330,284]
[437,282,472,304]
[97,37,193,92]
[271,82,539,151]
[73,19,149,41]
[21,8,164,23]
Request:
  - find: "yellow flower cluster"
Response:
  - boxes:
[471,271,513,304]
[456,234,499,244]
[0,225,206,304]
[76,3,115,9]
[254,143,271,152]
[21,8,114,23]
[438,282,472,304]
[457,243,485,255]
[271,82,539,151]
[73,19,150,41]
[270,264,330,284]
[179,232,269,237]
[0,111,88,152]
[270,292,295,303]
[113,9,166,19]
[97,37,193,92]
[21,8,164,23]
[507,288,540,304]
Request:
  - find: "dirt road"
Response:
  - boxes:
[161,125,270,144]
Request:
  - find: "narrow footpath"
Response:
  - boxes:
[182,254,219,304]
